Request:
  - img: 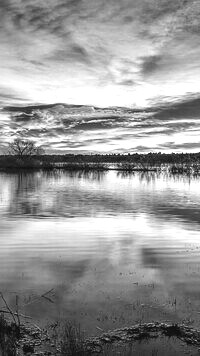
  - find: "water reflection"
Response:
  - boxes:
[0,171,200,332]
[1,170,200,223]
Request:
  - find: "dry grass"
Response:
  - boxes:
[60,322,91,356]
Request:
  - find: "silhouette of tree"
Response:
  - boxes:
[7,138,45,156]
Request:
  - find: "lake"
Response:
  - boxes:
[0,170,200,339]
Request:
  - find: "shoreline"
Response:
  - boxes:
[2,317,200,355]
[0,166,200,176]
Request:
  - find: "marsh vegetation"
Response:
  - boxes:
[1,151,200,174]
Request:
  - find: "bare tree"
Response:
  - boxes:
[7,138,45,156]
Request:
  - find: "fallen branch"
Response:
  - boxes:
[0,309,32,319]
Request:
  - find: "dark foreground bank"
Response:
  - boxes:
[1,315,200,356]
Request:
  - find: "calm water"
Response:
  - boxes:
[1,170,200,335]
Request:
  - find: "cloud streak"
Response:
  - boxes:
[1,0,200,152]
[1,94,200,153]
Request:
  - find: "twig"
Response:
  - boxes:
[0,292,17,324]
[15,295,20,327]
[96,326,104,331]
[22,288,55,307]
[41,288,54,297]
[0,309,32,319]
[22,296,41,307]
[33,323,43,332]
[41,288,55,303]
[41,295,54,304]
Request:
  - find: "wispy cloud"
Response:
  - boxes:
[0,0,200,151]
[1,94,200,153]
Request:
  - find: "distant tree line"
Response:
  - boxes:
[1,138,200,171]
[21,151,200,165]
[1,151,200,167]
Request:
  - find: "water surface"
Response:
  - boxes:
[0,170,200,335]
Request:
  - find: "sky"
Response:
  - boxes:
[0,0,200,153]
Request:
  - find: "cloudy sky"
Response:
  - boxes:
[0,0,200,153]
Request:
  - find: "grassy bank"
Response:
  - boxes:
[1,317,200,356]
[0,291,200,355]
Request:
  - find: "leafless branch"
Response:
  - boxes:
[0,292,17,324]
[0,309,32,319]
[7,138,45,156]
